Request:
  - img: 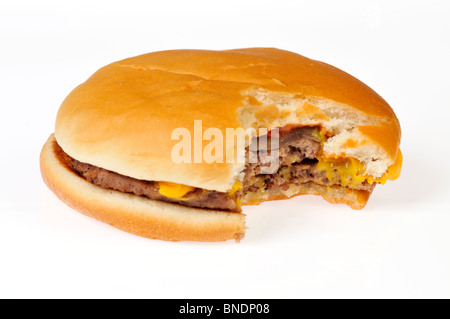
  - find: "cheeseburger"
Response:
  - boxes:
[40,48,402,242]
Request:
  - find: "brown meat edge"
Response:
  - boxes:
[55,142,241,212]
[41,135,246,242]
[54,126,375,211]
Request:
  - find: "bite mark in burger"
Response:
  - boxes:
[40,48,402,242]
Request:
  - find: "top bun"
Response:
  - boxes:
[55,48,401,193]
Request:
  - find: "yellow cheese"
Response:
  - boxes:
[158,182,195,199]
[157,149,401,198]
[367,149,402,185]
[316,158,366,187]
[385,149,403,181]
[312,126,327,143]
[229,181,242,195]
[316,149,402,188]
[228,181,243,209]
[157,179,245,204]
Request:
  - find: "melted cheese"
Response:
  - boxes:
[158,182,195,199]
[156,149,402,198]
[229,181,242,195]
[316,149,402,188]
[386,149,403,181]
[316,158,365,187]
[229,181,243,208]
[157,180,244,200]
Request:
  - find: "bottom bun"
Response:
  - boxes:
[40,134,246,242]
[244,182,372,210]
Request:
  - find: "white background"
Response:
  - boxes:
[1,0,449,298]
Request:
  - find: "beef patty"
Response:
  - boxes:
[54,142,240,212]
[55,126,375,212]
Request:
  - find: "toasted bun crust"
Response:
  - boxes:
[55,48,401,193]
[40,134,246,242]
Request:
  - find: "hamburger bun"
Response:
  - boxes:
[41,48,402,241]
[40,134,246,242]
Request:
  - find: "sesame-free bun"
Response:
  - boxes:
[43,48,402,241]
[40,134,246,242]
[55,48,401,194]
